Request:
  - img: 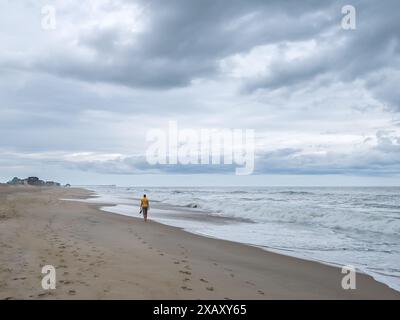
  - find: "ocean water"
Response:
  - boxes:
[81,186,400,292]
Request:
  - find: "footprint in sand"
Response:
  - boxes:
[184,265,191,270]
[173,261,180,265]
[206,286,214,291]
[200,278,208,283]
[183,278,190,282]
[68,290,76,295]
[257,290,265,295]
[181,286,192,291]
[179,270,191,275]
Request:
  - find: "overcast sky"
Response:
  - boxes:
[1,0,399,186]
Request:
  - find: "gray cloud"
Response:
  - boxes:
[2,130,398,177]
[244,0,400,111]
[2,0,337,89]
[253,132,400,175]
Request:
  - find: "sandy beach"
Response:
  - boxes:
[0,185,399,300]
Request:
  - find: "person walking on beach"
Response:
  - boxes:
[140,194,149,222]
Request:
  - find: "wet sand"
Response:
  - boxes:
[0,185,399,299]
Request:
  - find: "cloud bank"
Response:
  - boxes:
[0,0,399,183]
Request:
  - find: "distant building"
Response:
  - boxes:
[27,177,45,186]
[7,177,23,185]
[45,181,61,187]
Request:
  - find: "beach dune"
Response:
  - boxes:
[0,185,399,299]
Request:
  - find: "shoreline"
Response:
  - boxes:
[87,190,400,293]
[99,204,400,294]
[1,185,399,299]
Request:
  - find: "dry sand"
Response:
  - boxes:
[0,185,399,299]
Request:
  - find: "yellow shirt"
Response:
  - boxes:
[140,197,149,208]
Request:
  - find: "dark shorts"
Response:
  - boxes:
[142,207,148,215]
